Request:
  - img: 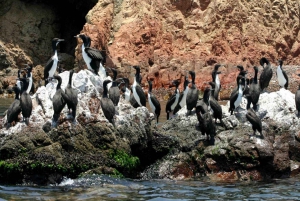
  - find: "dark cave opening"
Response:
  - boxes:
[21,0,98,57]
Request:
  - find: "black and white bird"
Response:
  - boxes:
[6,85,22,129]
[211,64,222,100]
[20,79,32,126]
[74,34,105,77]
[44,38,64,85]
[16,69,22,90]
[61,70,78,122]
[130,66,146,107]
[165,80,180,120]
[101,80,116,126]
[121,77,131,102]
[52,75,66,128]
[147,80,161,126]
[229,75,244,115]
[208,82,223,124]
[107,67,122,107]
[259,57,273,92]
[276,59,288,89]
[196,87,215,142]
[173,75,190,115]
[248,66,261,111]
[246,108,262,136]
[295,74,300,117]
[24,64,34,94]
[186,70,199,115]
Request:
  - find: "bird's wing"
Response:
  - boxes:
[151,95,161,112]
[85,48,103,60]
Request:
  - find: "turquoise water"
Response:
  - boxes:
[1,175,300,200]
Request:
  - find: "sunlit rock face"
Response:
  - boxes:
[0,69,151,137]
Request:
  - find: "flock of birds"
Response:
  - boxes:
[4,34,300,142]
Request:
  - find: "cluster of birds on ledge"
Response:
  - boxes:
[4,34,300,141]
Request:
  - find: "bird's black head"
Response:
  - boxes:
[75,34,91,47]
[172,79,180,87]
[214,64,221,70]
[240,70,248,76]
[278,59,283,66]
[122,77,130,87]
[52,38,64,46]
[103,80,112,88]
[253,66,258,72]
[237,65,244,71]
[260,57,269,66]
[209,81,215,89]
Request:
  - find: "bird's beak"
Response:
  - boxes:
[74,35,79,38]
[58,39,64,42]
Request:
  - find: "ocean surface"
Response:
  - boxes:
[1,175,300,200]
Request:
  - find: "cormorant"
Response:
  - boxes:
[121,77,131,102]
[211,64,222,100]
[6,85,21,129]
[295,74,300,117]
[276,59,288,89]
[52,75,66,127]
[74,34,104,76]
[173,75,190,115]
[130,66,146,107]
[166,79,180,120]
[61,70,78,121]
[24,64,34,94]
[249,66,261,110]
[246,108,262,136]
[20,79,32,126]
[259,57,273,92]
[147,80,161,125]
[196,87,215,142]
[101,80,116,126]
[208,82,223,124]
[44,38,64,85]
[186,70,199,115]
[229,75,243,115]
[107,67,122,106]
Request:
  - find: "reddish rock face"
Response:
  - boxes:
[74,0,300,94]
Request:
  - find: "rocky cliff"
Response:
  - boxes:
[0,0,300,96]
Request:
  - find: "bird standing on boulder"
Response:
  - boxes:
[107,67,122,107]
[61,70,78,122]
[186,70,199,115]
[276,59,288,90]
[44,38,64,86]
[52,75,66,128]
[246,108,262,136]
[74,34,105,77]
[259,57,273,92]
[229,75,244,115]
[208,82,223,124]
[211,64,222,100]
[249,66,261,111]
[20,79,32,126]
[166,80,180,120]
[6,86,22,129]
[173,75,190,115]
[130,66,146,107]
[24,64,34,94]
[101,80,116,126]
[147,80,161,126]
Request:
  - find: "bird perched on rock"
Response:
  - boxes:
[74,34,105,77]
[173,74,190,115]
[121,77,131,102]
[20,78,32,126]
[130,66,146,107]
[248,66,261,111]
[259,57,273,92]
[147,80,161,126]
[276,59,288,89]
[107,67,123,107]
[52,75,66,128]
[196,87,215,142]
[61,70,78,122]
[211,64,222,100]
[186,70,199,115]
[229,75,244,115]
[44,38,64,85]
[208,82,223,125]
[6,85,22,129]
[246,108,262,136]
[24,64,34,94]
[166,79,180,120]
[101,80,116,126]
